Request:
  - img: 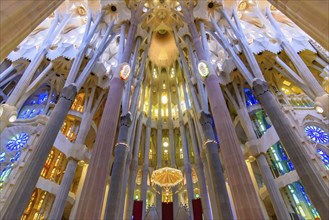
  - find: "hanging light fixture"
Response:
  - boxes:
[151,167,183,188]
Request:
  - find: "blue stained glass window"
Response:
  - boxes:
[10,152,21,162]
[304,125,329,144]
[0,164,14,184]
[37,92,48,104]
[296,182,312,206]
[0,152,5,163]
[287,161,294,171]
[267,142,294,177]
[6,133,30,151]
[317,149,329,170]
[244,88,259,107]
[18,86,53,119]
[50,91,57,104]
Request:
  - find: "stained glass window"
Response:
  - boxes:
[251,110,271,137]
[267,141,294,177]
[0,164,14,189]
[244,88,259,107]
[304,125,329,144]
[285,182,320,219]
[317,149,329,170]
[6,133,30,151]
[0,152,5,163]
[18,86,56,119]
[10,151,21,162]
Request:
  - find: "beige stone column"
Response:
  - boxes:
[75,4,143,217]
[0,0,64,60]
[252,79,329,219]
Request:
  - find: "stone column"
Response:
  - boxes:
[179,122,194,220]
[75,4,143,215]
[142,122,152,219]
[118,155,132,219]
[193,118,220,220]
[179,10,264,215]
[0,84,77,220]
[124,116,143,220]
[204,74,264,219]
[48,158,78,219]
[252,79,329,219]
[0,0,64,60]
[237,107,291,219]
[104,114,131,219]
[0,64,15,82]
[198,112,234,220]
[186,113,212,220]
[75,77,125,219]
[175,82,194,220]
[49,85,103,219]
[201,151,220,220]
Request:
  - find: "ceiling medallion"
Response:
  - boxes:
[120,63,131,81]
[198,60,210,78]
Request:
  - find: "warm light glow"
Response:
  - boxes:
[283,80,291,86]
[163,141,169,147]
[9,115,17,123]
[198,61,210,78]
[120,63,130,81]
[316,106,324,113]
[151,167,183,188]
[164,149,168,153]
[153,68,157,78]
[161,95,168,104]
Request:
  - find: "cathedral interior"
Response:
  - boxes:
[0,0,329,219]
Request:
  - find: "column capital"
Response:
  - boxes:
[198,111,213,126]
[60,84,78,102]
[245,139,263,157]
[252,79,269,98]
[116,113,132,148]
[146,117,152,126]
[69,143,89,162]
[120,112,132,127]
